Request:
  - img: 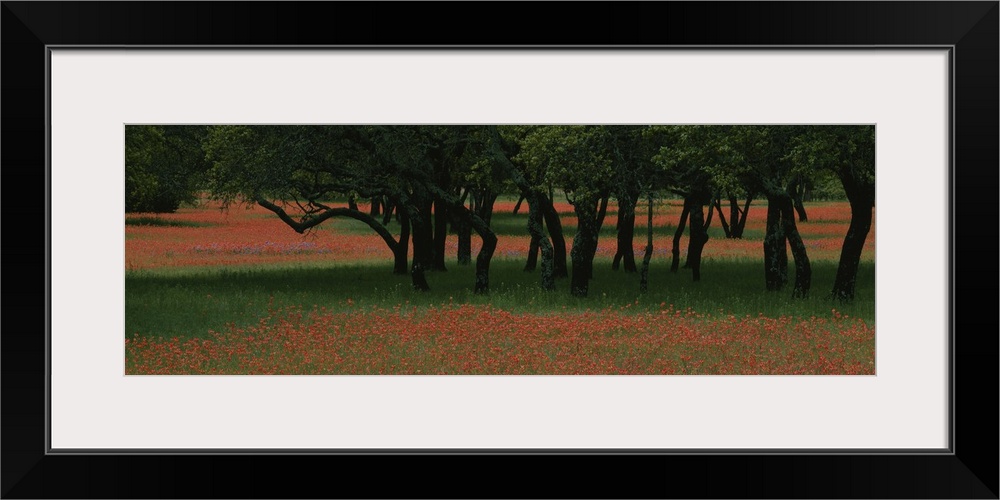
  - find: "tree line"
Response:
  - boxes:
[125,125,875,301]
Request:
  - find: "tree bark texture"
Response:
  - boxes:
[734,196,752,238]
[456,216,472,265]
[640,195,654,293]
[540,196,568,278]
[526,193,555,290]
[432,200,448,271]
[570,199,601,297]
[763,198,789,291]
[715,199,732,238]
[670,201,691,272]
[791,178,808,222]
[779,195,811,298]
[409,201,435,274]
[613,194,638,272]
[525,234,540,271]
[687,202,709,282]
[393,208,410,275]
[832,172,875,301]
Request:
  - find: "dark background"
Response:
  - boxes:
[2,2,997,498]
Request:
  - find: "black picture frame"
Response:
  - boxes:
[3,2,996,498]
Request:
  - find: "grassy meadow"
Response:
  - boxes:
[125,197,875,375]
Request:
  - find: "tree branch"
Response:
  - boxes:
[256,198,400,251]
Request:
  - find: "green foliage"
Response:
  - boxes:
[515,125,613,201]
[125,125,210,213]
[787,125,875,187]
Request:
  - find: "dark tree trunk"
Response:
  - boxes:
[832,174,875,302]
[613,194,638,272]
[456,215,472,265]
[763,198,788,291]
[512,194,525,215]
[403,204,431,291]
[540,196,568,278]
[382,200,395,226]
[475,191,497,226]
[779,195,811,298]
[640,195,654,293]
[791,178,808,222]
[733,196,753,238]
[410,262,430,291]
[683,198,713,270]
[589,194,610,279]
[434,188,497,295]
[370,197,381,217]
[393,208,410,275]
[729,196,741,238]
[570,199,601,297]
[409,201,435,273]
[524,234,540,271]
[670,201,691,272]
[347,195,359,211]
[526,193,555,290]
[687,202,710,282]
[596,194,610,231]
[473,229,497,295]
[432,200,448,271]
[715,198,732,238]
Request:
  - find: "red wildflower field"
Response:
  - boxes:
[126,197,875,375]
[126,303,874,375]
[125,199,875,270]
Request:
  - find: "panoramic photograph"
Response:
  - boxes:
[124,125,875,375]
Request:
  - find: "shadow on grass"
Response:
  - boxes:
[125,259,875,340]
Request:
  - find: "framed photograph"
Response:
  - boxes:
[4,2,996,498]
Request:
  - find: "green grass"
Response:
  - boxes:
[125,257,874,341]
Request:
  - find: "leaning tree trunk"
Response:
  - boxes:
[589,195,610,279]
[728,195,741,238]
[512,194,526,215]
[526,192,555,290]
[779,195,811,298]
[475,191,497,226]
[540,196,569,278]
[832,173,875,302]
[683,198,713,270]
[670,200,691,272]
[392,208,410,275]
[524,200,542,272]
[570,198,601,297]
[639,194,654,293]
[382,199,395,226]
[733,196,753,239]
[763,198,789,291]
[612,194,638,272]
[432,200,448,271]
[715,198,732,238]
[473,226,497,295]
[686,202,710,282]
[424,184,498,295]
[791,178,808,222]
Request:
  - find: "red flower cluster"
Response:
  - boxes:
[125,304,875,375]
[126,200,874,270]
